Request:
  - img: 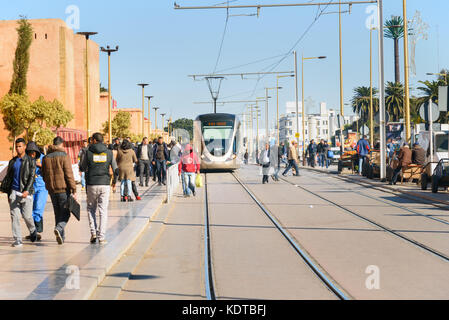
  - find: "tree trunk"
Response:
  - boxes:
[394,38,400,84]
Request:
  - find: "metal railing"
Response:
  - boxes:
[166,162,180,203]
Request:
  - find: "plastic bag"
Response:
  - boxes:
[195,174,203,188]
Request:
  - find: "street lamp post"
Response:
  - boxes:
[153,107,160,132]
[302,55,326,164]
[77,32,98,137]
[276,75,294,144]
[161,113,166,133]
[369,27,376,148]
[265,87,281,143]
[427,72,448,85]
[138,84,149,137]
[146,96,154,136]
[100,45,119,143]
[402,0,411,143]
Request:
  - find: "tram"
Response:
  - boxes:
[193,113,243,171]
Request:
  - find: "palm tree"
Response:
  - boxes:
[417,79,447,123]
[384,16,404,84]
[385,81,404,122]
[351,86,379,124]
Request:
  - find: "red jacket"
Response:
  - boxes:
[178,152,200,174]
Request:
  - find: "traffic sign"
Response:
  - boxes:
[361,125,369,135]
[374,111,390,124]
[419,101,439,122]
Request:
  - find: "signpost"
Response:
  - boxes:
[419,100,439,163]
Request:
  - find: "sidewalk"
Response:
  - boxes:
[0,183,166,300]
[300,165,449,207]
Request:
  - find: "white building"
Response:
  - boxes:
[279,102,358,147]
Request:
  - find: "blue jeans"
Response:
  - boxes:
[283,160,300,176]
[81,172,86,188]
[359,156,366,174]
[155,160,167,183]
[120,180,132,197]
[181,172,196,196]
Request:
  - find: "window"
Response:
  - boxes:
[45,34,47,39]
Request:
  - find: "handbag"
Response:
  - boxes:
[65,194,81,221]
[195,174,203,188]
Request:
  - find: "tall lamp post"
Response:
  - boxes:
[146,96,154,136]
[153,107,160,132]
[77,31,98,137]
[160,113,166,133]
[264,88,280,143]
[402,0,411,143]
[302,55,326,164]
[276,74,294,144]
[100,45,119,143]
[369,27,377,148]
[138,84,149,137]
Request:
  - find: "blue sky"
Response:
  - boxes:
[2,0,448,130]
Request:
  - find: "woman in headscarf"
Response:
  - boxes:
[116,140,138,202]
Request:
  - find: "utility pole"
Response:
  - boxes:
[378,0,387,181]
[294,51,300,150]
[100,45,119,143]
[77,32,98,137]
[403,0,411,143]
[339,2,345,155]
[138,84,149,137]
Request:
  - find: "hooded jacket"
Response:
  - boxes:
[116,141,137,181]
[26,142,46,190]
[178,145,200,174]
[42,145,76,194]
[80,143,115,186]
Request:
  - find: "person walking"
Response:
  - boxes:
[356,135,371,175]
[244,150,249,165]
[137,137,153,187]
[272,143,284,181]
[78,139,89,191]
[169,138,182,164]
[178,144,200,197]
[110,143,119,193]
[152,137,169,186]
[282,141,300,177]
[259,143,271,184]
[41,137,77,245]
[116,139,138,202]
[79,133,116,244]
[317,140,324,167]
[307,140,317,168]
[390,143,412,185]
[0,138,38,247]
[26,142,47,241]
[322,141,330,169]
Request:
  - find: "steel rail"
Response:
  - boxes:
[279,174,449,265]
[231,172,350,300]
[203,173,216,300]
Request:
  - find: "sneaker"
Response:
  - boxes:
[192,190,196,197]
[54,229,64,245]
[139,183,144,187]
[158,182,162,186]
[99,239,108,245]
[145,183,149,187]
[90,235,97,244]
[127,197,134,202]
[162,181,166,186]
[11,240,23,248]
[30,230,38,243]
[136,196,142,201]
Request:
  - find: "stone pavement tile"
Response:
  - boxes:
[0,184,165,300]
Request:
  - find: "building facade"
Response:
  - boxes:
[279,102,359,147]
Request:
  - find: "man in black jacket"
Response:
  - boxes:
[152,137,169,186]
[0,138,38,247]
[80,133,117,244]
[137,137,153,187]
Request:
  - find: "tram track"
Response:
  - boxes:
[279,172,449,265]
[203,172,350,300]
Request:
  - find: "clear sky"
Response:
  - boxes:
[2,0,448,130]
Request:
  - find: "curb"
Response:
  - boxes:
[53,188,166,300]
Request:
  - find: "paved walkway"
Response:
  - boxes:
[0,183,166,300]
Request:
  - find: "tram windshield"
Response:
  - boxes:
[202,121,234,156]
